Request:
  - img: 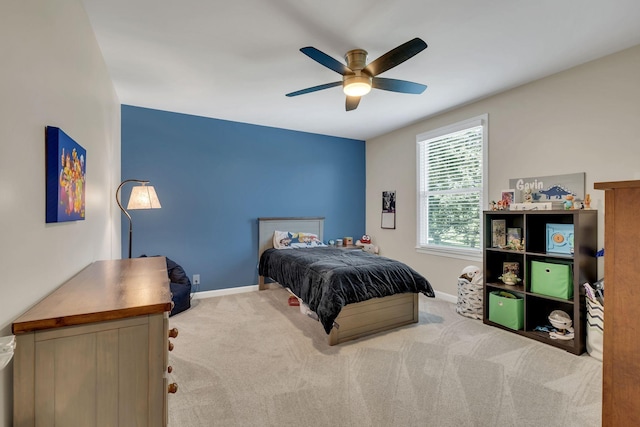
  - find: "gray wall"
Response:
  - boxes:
[366,44,640,298]
[0,2,121,424]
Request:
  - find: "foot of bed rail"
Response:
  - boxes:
[326,293,419,346]
[328,328,339,346]
[258,276,267,291]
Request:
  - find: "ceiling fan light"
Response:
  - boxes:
[343,76,372,97]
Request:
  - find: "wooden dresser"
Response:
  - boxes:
[12,257,175,427]
[594,180,640,427]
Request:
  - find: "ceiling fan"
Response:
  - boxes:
[286,37,428,111]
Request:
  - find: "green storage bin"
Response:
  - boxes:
[489,291,524,330]
[530,260,573,299]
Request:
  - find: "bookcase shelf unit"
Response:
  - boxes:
[483,209,598,355]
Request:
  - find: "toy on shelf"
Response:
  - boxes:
[498,271,521,285]
[548,310,574,340]
[564,194,575,210]
[523,188,533,203]
[503,237,524,251]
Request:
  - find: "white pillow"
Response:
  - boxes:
[273,230,326,249]
[273,230,293,249]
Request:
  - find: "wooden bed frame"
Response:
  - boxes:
[257,217,419,345]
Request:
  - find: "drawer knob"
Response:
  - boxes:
[167,365,173,373]
[168,328,179,338]
[168,383,178,394]
[168,341,174,351]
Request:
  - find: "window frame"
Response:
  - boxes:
[415,114,489,262]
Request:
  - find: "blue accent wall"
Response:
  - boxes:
[121,105,365,291]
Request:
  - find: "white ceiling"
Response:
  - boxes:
[82,0,640,141]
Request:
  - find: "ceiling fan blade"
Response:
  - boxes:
[300,47,353,76]
[372,77,427,94]
[286,81,342,97]
[364,38,428,77]
[345,96,361,111]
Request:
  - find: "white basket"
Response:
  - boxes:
[456,278,483,320]
[586,297,604,361]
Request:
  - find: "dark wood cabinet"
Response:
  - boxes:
[483,209,598,355]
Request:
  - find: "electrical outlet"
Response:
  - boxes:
[193,274,200,285]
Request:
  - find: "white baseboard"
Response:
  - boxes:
[192,285,258,300]
[194,285,459,305]
[434,291,457,304]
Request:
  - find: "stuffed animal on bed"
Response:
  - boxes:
[356,238,379,254]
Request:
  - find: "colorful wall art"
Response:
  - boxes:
[46,126,86,223]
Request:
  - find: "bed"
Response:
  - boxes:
[257,217,434,345]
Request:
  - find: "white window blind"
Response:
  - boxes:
[416,115,487,260]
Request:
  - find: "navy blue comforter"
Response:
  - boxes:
[258,247,435,333]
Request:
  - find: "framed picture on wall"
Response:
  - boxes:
[45,126,86,223]
[381,190,396,229]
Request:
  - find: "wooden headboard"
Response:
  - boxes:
[257,217,324,258]
[257,217,324,289]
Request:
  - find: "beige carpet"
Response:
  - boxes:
[167,287,602,427]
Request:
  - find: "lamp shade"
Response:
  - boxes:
[127,185,161,210]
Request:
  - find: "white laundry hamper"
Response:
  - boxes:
[456,265,484,320]
[585,297,604,361]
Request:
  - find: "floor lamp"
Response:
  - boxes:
[116,179,162,258]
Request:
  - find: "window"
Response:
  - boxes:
[416,114,488,261]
